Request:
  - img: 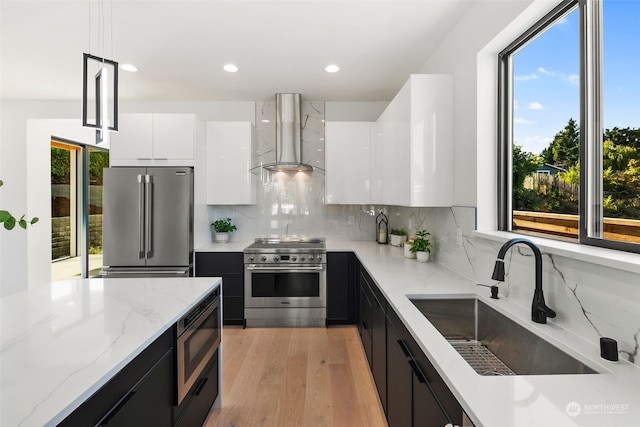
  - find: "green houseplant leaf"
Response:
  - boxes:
[211,218,237,233]
[0,180,38,231]
[409,229,432,253]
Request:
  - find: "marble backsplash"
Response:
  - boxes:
[388,205,640,368]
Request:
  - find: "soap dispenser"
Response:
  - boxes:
[376,212,388,244]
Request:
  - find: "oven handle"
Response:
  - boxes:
[245,265,325,272]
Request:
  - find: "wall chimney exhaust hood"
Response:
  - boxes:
[261,93,315,172]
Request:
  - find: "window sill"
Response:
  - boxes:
[473,230,640,275]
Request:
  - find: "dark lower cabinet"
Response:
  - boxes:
[59,329,174,427]
[359,280,373,366]
[174,350,219,427]
[387,303,462,427]
[412,367,451,427]
[356,256,464,427]
[195,252,244,325]
[327,252,357,324]
[97,349,174,427]
[386,324,413,427]
[360,268,386,412]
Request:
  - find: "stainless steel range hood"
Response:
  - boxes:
[263,93,315,172]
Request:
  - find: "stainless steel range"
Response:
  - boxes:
[243,237,326,327]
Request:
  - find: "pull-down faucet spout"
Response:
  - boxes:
[491,238,557,324]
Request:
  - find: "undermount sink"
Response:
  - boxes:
[409,296,598,376]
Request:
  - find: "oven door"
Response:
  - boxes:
[176,295,220,405]
[244,264,326,308]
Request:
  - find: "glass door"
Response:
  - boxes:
[51,140,109,280]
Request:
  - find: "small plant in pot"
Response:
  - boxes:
[211,218,237,243]
[389,228,407,247]
[409,229,432,262]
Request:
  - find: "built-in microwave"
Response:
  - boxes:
[175,288,220,405]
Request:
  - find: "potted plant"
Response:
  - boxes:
[409,229,432,262]
[389,228,407,247]
[211,217,237,243]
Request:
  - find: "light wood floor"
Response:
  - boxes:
[204,326,387,427]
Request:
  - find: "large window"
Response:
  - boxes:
[499,0,640,252]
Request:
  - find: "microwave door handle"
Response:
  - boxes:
[145,174,153,259]
[137,174,145,259]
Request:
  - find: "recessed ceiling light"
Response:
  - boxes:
[261,119,271,123]
[223,64,238,73]
[325,64,340,73]
[120,64,137,72]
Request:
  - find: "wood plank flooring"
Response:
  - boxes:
[204,326,387,427]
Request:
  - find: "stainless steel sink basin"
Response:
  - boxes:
[410,296,598,376]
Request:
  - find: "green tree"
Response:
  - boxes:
[542,118,580,167]
[89,151,109,184]
[51,147,70,184]
[512,143,541,190]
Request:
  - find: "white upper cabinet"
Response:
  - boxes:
[206,121,256,205]
[109,113,195,166]
[325,122,375,204]
[378,74,453,207]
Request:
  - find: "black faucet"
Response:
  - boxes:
[491,238,557,324]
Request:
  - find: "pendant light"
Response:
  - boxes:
[82,0,119,144]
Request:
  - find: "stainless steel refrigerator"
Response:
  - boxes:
[100,167,194,277]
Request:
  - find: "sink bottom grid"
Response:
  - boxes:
[448,339,515,376]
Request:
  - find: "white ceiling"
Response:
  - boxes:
[0,0,473,102]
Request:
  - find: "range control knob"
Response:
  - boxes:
[260,256,267,262]
[300,256,306,262]
[273,255,280,262]
[308,254,314,261]
[291,256,297,262]
[249,255,255,262]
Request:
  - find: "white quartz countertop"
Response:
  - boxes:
[197,239,640,426]
[0,277,221,427]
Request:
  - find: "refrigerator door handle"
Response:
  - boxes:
[145,174,154,259]
[137,174,145,259]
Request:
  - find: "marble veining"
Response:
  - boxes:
[0,277,220,427]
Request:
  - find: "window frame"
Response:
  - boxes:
[497,0,640,254]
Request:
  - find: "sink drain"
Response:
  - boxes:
[448,339,515,376]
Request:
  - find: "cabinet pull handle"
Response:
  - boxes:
[409,360,429,384]
[194,377,209,396]
[397,339,411,358]
[97,391,136,426]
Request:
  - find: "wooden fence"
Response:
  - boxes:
[524,173,578,199]
[513,210,640,243]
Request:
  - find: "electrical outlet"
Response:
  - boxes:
[457,228,463,246]
[348,215,355,225]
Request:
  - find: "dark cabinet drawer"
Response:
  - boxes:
[195,252,243,275]
[175,350,219,427]
[58,329,173,427]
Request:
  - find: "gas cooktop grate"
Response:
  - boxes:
[448,340,515,376]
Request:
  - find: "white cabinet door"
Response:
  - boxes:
[109,113,153,161]
[153,114,195,160]
[410,75,453,206]
[325,122,374,204]
[376,74,453,207]
[206,121,255,205]
[109,113,195,166]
